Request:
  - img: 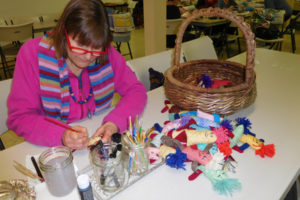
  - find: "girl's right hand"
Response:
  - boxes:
[62,126,89,149]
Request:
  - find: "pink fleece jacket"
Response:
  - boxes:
[7,37,147,147]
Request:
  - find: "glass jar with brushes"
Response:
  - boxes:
[122,130,150,176]
[90,142,126,193]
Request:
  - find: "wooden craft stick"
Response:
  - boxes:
[14,160,43,181]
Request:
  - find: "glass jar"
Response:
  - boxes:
[122,135,149,176]
[38,146,77,197]
[90,143,125,193]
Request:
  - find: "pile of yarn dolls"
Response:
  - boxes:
[146,100,275,196]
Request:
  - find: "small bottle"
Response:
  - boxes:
[77,174,94,200]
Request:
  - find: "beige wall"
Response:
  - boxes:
[294,0,300,10]
[0,0,69,18]
[143,0,167,55]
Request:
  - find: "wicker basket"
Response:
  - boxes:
[164,8,257,116]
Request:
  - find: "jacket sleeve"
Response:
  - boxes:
[102,46,147,133]
[7,39,65,147]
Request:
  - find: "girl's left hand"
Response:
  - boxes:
[93,121,119,143]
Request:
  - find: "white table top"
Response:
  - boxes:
[0,48,299,200]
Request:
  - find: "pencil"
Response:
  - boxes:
[44,116,77,132]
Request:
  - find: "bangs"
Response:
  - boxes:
[72,24,111,49]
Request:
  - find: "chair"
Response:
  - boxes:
[38,13,59,23]
[0,22,33,78]
[0,78,25,149]
[0,18,8,26]
[282,12,300,53]
[0,79,12,134]
[127,0,138,14]
[0,79,12,150]
[166,18,183,35]
[190,19,232,58]
[109,12,135,59]
[225,32,241,57]
[181,36,218,61]
[252,9,286,51]
[225,23,242,57]
[166,18,183,48]
[113,32,133,59]
[34,13,59,37]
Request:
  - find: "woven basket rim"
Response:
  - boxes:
[171,8,256,85]
[165,59,256,94]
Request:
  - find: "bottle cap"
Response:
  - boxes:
[77,174,90,189]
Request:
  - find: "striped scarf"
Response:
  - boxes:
[38,36,114,122]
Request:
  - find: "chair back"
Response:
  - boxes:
[0,18,8,26]
[183,5,196,11]
[286,12,300,29]
[109,12,135,33]
[166,18,183,35]
[0,22,33,42]
[182,36,218,61]
[0,79,12,135]
[39,13,60,23]
[128,0,138,9]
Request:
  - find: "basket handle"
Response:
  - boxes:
[174,8,256,83]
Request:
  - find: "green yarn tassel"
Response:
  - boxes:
[213,178,242,196]
[230,125,244,148]
[197,166,242,196]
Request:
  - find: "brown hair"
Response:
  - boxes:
[51,0,112,58]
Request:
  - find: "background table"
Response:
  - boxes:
[0,48,299,200]
[191,17,228,28]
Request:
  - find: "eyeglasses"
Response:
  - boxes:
[65,29,107,57]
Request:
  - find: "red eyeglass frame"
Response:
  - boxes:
[65,29,107,56]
